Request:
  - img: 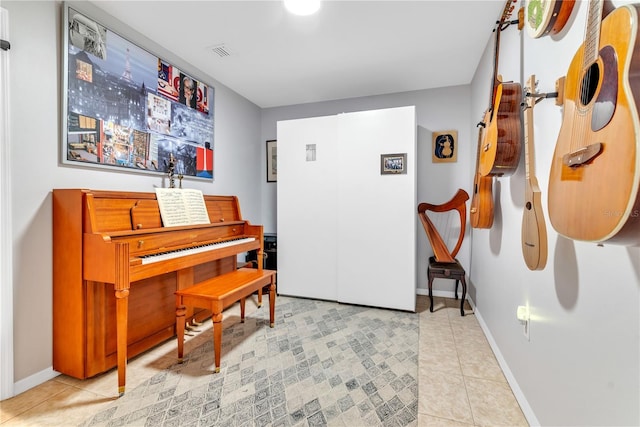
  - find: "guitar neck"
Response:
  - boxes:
[584,0,604,65]
[524,75,536,182]
[489,0,517,105]
[524,106,533,183]
[489,24,502,104]
[475,122,483,170]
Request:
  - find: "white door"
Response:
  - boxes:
[335,107,416,311]
[277,115,339,301]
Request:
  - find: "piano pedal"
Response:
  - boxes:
[190,319,204,326]
[185,321,201,333]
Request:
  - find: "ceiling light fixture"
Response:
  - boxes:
[284,0,321,16]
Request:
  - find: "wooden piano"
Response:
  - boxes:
[52,189,264,395]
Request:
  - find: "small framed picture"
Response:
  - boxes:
[266,140,277,182]
[380,153,407,175]
[432,130,457,163]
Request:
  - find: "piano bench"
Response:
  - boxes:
[175,268,277,373]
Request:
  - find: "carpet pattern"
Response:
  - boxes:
[80,296,419,426]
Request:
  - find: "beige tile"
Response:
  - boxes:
[416,295,431,309]
[0,379,70,423]
[417,413,475,426]
[448,312,481,328]
[418,369,473,425]
[54,352,178,399]
[420,309,451,327]
[450,321,484,340]
[453,330,506,384]
[0,386,116,426]
[424,297,452,315]
[447,300,476,314]
[420,329,456,349]
[457,349,506,383]
[453,329,492,355]
[419,341,462,376]
[444,297,472,310]
[464,376,528,426]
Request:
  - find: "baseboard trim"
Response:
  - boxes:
[473,306,540,426]
[12,367,59,397]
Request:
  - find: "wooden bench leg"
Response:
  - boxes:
[240,297,246,323]
[257,289,262,308]
[176,299,186,362]
[212,312,223,373]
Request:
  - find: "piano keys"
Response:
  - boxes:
[139,237,256,265]
[52,189,264,395]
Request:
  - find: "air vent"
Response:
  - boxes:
[211,44,232,58]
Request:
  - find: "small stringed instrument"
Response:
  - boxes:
[521,75,548,270]
[525,0,576,39]
[478,0,523,177]
[548,1,640,245]
[470,121,494,229]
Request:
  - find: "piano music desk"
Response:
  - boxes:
[175,268,276,372]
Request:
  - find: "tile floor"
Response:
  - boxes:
[0,296,528,426]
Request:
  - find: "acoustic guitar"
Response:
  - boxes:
[470,122,494,229]
[548,1,640,245]
[521,75,548,270]
[525,0,575,39]
[478,0,523,177]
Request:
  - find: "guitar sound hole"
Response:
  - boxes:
[580,62,600,106]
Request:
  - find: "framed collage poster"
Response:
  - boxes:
[432,130,457,163]
[63,4,215,180]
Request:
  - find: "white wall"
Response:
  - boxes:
[4,0,262,392]
[469,1,640,425]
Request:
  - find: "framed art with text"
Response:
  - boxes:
[432,130,457,163]
[62,3,215,180]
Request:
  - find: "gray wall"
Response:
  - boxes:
[468,1,640,426]
[4,0,262,387]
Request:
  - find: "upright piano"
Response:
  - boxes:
[52,189,263,395]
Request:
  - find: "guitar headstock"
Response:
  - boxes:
[501,0,517,23]
[525,74,538,109]
[496,0,522,32]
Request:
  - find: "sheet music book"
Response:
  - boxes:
[155,188,211,227]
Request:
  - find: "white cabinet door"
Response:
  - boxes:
[335,107,416,311]
[277,115,339,301]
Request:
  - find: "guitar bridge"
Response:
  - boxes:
[562,143,602,167]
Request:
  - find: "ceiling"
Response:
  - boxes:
[88,1,506,108]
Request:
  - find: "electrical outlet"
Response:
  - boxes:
[517,305,530,341]
[522,317,530,341]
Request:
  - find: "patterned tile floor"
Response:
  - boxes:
[0,295,528,426]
